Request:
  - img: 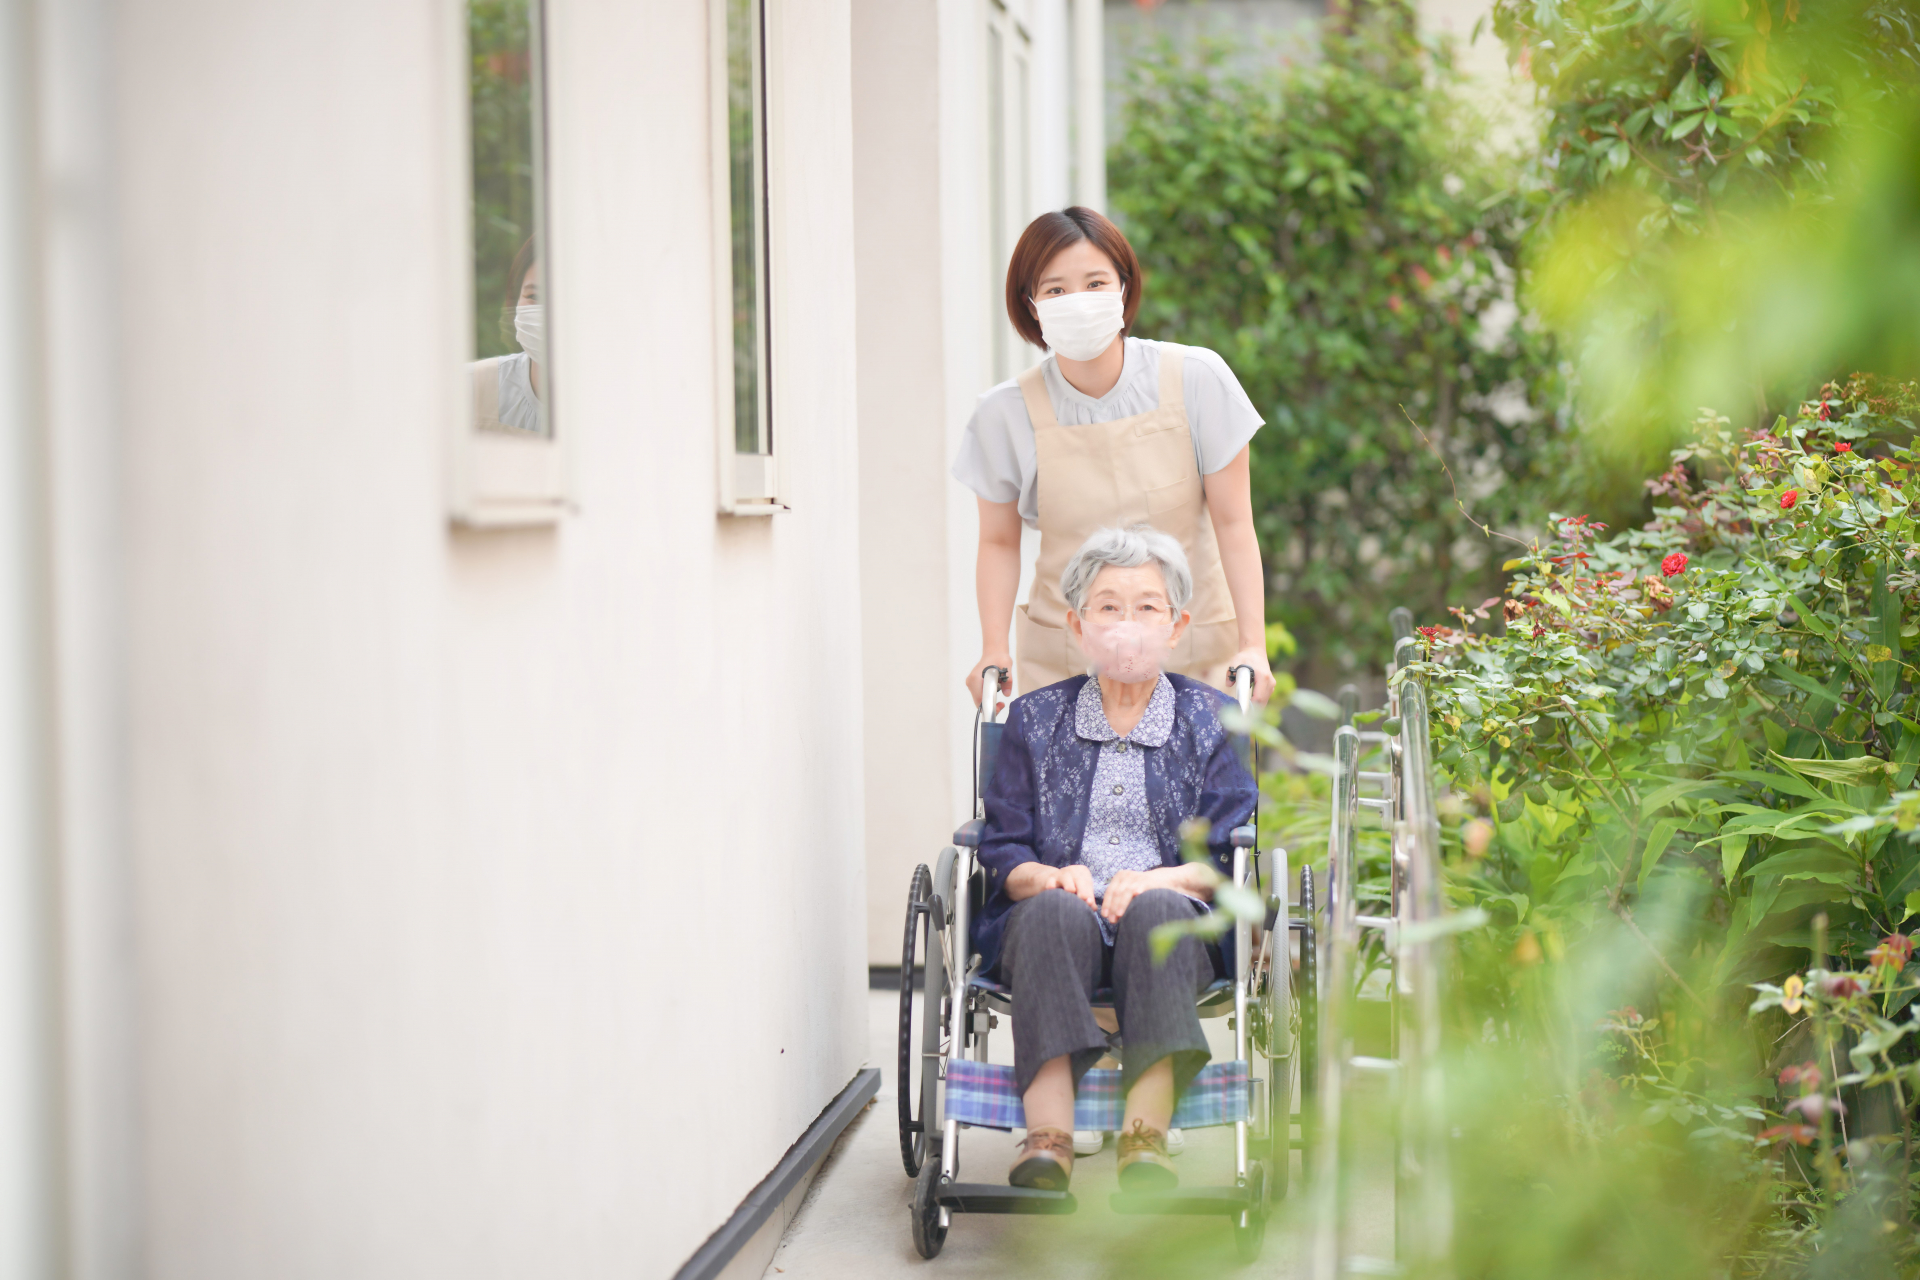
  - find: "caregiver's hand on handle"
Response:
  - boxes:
[1227,647,1274,704]
[968,654,1013,709]
[1005,861,1097,911]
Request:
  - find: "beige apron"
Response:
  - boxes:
[1013,343,1238,693]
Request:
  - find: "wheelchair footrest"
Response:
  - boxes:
[1109,1182,1260,1217]
[934,1181,1078,1215]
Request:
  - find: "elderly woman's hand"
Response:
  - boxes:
[1100,864,1215,924]
[1005,861,1097,911]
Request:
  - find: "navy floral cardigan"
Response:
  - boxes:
[972,673,1258,976]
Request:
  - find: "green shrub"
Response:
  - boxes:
[1405,388,1920,1269]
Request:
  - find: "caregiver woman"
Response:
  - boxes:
[954,207,1275,705]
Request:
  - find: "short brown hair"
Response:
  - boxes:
[1004,208,1142,349]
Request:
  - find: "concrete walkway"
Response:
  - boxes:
[762,991,1391,1279]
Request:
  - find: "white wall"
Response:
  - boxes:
[47,0,867,1275]
[855,0,1095,965]
[0,0,56,1274]
[852,0,957,965]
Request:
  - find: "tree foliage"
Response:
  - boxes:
[1108,2,1571,681]
[1498,0,1920,443]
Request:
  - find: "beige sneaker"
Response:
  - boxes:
[1072,1129,1106,1156]
[1116,1119,1177,1191]
[1009,1126,1074,1191]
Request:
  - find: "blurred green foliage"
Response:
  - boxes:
[1500,0,1920,453]
[1108,1,1574,683]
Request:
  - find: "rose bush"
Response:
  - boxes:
[1397,382,1920,1266]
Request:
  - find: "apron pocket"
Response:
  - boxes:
[1145,478,1203,516]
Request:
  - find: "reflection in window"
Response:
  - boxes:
[468,0,551,437]
[727,0,771,456]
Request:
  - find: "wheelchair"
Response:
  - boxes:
[895,664,1318,1263]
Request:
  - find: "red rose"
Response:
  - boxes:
[1835,442,1852,453]
[1781,489,1799,510]
[1817,402,1831,421]
[1661,553,1688,577]
[1530,625,1546,638]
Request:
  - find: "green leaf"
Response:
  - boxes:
[1896,720,1920,789]
[1767,752,1894,787]
[1290,688,1341,720]
[1715,768,1828,804]
[1214,883,1265,921]
[1745,845,1861,884]
[1764,662,1843,706]
[1870,565,1901,702]
[1720,810,1842,837]
[1904,890,1920,922]
[1721,833,1749,881]
[1667,111,1708,140]
[1393,908,1490,949]
[1638,819,1682,895]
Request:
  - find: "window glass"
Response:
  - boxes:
[727,0,770,456]
[467,0,551,438]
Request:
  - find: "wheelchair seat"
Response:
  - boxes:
[969,971,1237,1017]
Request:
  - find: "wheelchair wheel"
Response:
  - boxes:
[1233,1204,1267,1264]
[1297,863,1319,1182]
[910,1145,947,1259]
[1252,926,1291,1206]
[922,849,954,1144]
[898,864,933,1176]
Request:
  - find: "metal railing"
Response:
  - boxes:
[1309,607,1454,1278]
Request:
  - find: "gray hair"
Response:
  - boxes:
[1060,525,1193,614]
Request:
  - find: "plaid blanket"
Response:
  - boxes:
[942,1058,1250,1132]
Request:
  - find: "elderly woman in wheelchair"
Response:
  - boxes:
[973,525,1257,1194]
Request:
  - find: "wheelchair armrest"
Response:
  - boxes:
[1229,824,1257,849]
[953,818,987,848]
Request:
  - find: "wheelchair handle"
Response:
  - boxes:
[979,664,1010,723]
[1227,664,1254,715]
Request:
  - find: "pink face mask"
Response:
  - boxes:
[1079,618,1174,684]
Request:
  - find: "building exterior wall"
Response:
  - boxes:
[36,0,867,1275]
[857,0,1099,965]
[852,0,957,968]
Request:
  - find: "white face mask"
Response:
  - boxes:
[1032,289,1124,362]
[514,304,545,364]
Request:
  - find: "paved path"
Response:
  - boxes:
[763,991,1390,1279]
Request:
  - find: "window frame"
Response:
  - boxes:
[709,0,786,515]
[448,0,573,528]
